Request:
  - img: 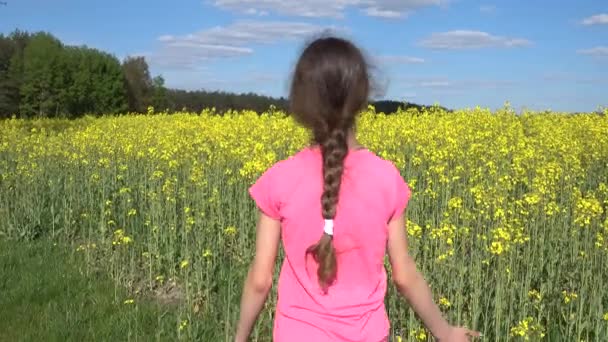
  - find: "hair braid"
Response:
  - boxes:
[307,123,349,292]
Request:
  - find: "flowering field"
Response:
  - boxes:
[1,106,607,341]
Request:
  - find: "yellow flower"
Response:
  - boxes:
[180,259,189,269]
[152,170,164,179]
[436,253,448,262]
[127,208,137,217]
[528,289,542,302]
[562,290,578,304]
[603,312,608,321]
[186,216,195,226]
[490,241,504,255]
[124,299,135,305]
[203,249,213,258]
[77,242,97,251]
[574,196,603,228]
[179,319,188,331]
[410,328,427,341]
[112,229,133,246]
[448,197,463,210]
[510,317,545,339]
[439,297,451,309]
[224,226,237,236]
[407,220,423,238]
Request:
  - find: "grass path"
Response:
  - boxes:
[0,239,179,342]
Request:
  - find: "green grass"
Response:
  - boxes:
[0,239,180,342]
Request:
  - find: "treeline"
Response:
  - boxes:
[162,92,445,114]
[166,89,288,114]
[0,30,167,118]
[0,30,445,119]
[372,100,450,114]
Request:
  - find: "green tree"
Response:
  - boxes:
[151,75,168,111]
[93,50,128,114]
[0,34,15,117]
[122,56,153,113]
[64,46,90,114]
[0,30,31,117]
[65,46,127,115]
[19,32,64,117]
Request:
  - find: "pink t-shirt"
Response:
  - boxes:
[249,146,411,342]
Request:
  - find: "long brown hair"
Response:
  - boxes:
[289,36,370,291]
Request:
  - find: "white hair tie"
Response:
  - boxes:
[324,219,334,236]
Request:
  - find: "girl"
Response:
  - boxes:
[235,36,480,342]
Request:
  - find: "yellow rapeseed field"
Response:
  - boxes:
[1,105,607,341]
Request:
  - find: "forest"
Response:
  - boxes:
[0,30,443,119]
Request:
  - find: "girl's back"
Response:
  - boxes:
[250,146,410,341]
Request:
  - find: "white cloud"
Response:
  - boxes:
[581,13,608,26]
[365,7,404,18]
[209,0,446,19]
[395,77,519,103]
[419,30,531,49]
[577,46,608,57]
[461,80,517,88]
[479,5,496,13]
[376,55,425,64]
[244,8,269,15]
[153,21,333,68]
[161,65,285,91]
[211,0,354,18]
[542,72,608,84]
[398,77,516,90]
[419,80,451,88]
[159,21,329,47]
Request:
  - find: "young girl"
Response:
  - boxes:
[235,36,480,342]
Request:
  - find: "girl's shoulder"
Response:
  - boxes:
[352,149,402,176]
[258,147,315,181]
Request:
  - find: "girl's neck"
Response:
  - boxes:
[310,130,364,151]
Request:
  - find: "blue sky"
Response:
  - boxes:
[1,0,607,112]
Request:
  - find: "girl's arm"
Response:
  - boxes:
[387,211,479,341]
[235,212,281,342]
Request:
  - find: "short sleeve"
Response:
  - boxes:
[249,164,282,220]
[391,168,412,221]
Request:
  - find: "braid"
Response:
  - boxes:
[321,128,348,219]
[307,123,349,292]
